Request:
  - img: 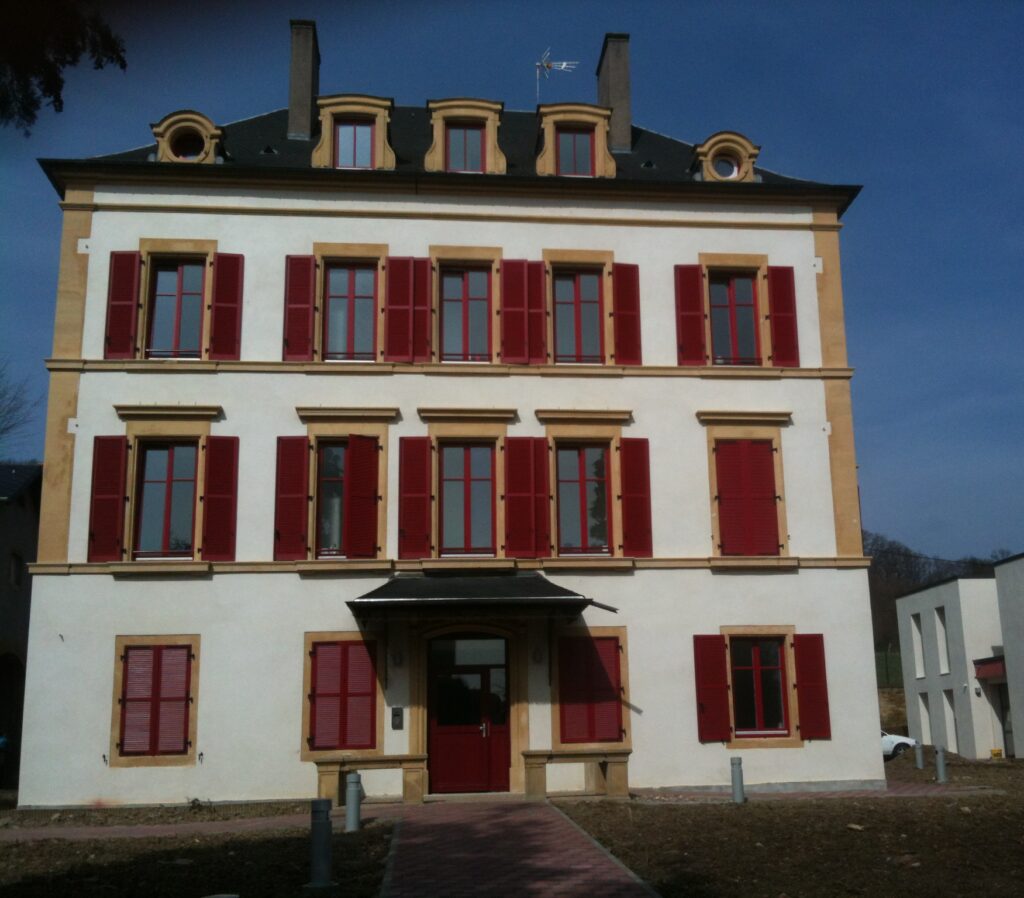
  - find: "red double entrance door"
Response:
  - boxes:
[427,635,510,793]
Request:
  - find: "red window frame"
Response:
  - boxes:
[553,270,604,363]
[440,267,491,361]
[709,271,761,365]
[323,264,377,361]
[729,637,789,737]
[445,122,485,173]
[133,442,197,559]
[315,441,346,557]
[556,444,611,555]
[146,259,204,359]
[439,444,496,555]
[334,119,375,169]
[118,644,192,756]
[556,126,595,176]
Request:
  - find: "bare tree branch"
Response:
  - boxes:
[0,359,39,455]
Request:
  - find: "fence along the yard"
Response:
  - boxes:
[876,649,904,688]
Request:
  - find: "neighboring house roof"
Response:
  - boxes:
[0,464,42,503]
[39,107,861,213]
[894,572,996,601]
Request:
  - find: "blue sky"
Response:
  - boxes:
[1,0,1021,559]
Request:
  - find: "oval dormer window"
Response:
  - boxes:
[712,154,740,179]
[170,129,206,161]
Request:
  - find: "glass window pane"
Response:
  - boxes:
[468,300,488,357]
[732,669,757,730]
[575,133,592,174]
[137,482,166,552]
[584,447,605,478]
[709,280,729,306]
[442,480,465,549]
[168,481,194,551]
[586,480,608,547]
[144,447,168,480]
[580,301,601,360]
[154,269,177,294]
[554,276,575,302]
[448,128,465,171]
[322,445,345,478]
[469,446,491,478]
[327,297,349,355]
[181,264,203,294]
[468,270,488,298]
[555,303,576,359]
[319,481,343,552]
[149,295,176,353]
[172,445,196,479]
[454,638,505,666]
[354,298,374,356]
[558,131,574,174]
[442,273,463,300]
[731,640,753,667]
[711,307,732,361]
[354,125,372,167]
[579,273,599,302]
[178,294,202,353]
[734,276,754,304]
[735,307,757,361]
[488,668,508,725]
[442,446,464,478]
[557,448,578,480]
[558,482,581,548]
[327,267,349,295]
[436,673,481,725]
[337,124,354,167]
[759,640,781,667]
[354,268,374,296]
[466,128,482,171]
[760,669,786,729]
[442,301,463,358]
[470,481,492,549]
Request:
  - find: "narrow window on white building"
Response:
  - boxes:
[918,692,932,745]
[911,613,926,678]
[935,607,950,675]
[942,688,958,753]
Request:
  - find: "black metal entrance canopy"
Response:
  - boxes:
[347,572,617,617]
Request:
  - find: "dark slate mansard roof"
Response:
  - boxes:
[41,107,860,213]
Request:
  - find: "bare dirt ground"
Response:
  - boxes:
[561,753,1024,898]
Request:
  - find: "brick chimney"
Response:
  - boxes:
[287,20,320,140]
[596,33,632,153]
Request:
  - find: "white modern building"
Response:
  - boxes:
[995,554,1024,755]
[19,23,883,807]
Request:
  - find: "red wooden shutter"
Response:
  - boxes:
[767,266,799,367]
[559,636,623,744]
[87,436,127,562]
[156,645,191,753]
[794,634,831,740]
[693,635,731,742]
[412,257,432,362]
[674,264,706,366]
[343,435,379,559]
[716,440,780,556]
[274,436,309,560]
[504,437,550,558]
[209,253,244,360]
[310,642,343,749]
[120,646,154,753]
[612,263,642,365]
[344,641,377,748]
[527,261,547,363]
[620,438,652,557]
[398,437,432,558]
[104,251,141,359]
[283,255,316,361]
[500,259,529,364]
[201,436,238,561]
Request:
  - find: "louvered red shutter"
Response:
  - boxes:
[201,436,238,562]
[384,257,413,361]
[674,264,706,366]
[156,646,191,753]
[767,266,799,367]
[88,436,127,562]
[283,255,316,361]
[527,261,547,363]
[559,638,590,743]
[120,646,154,753]
[612,263,642,365]
[500,259,529,364]
[504,437,549,558]
[693,635,731,742]
[344,641,376,748]
[412,257,432,362]
[716,440,779,556]
[592,637,623,742]
[274,436,309,561]
[342,435,379,559]
[794,634,831,740]
[746,440,780,555]
[104,251,141,359]
[398,437,432,559]
[559,637,623,744]
[620,438,652,557]
[310,642,342,749]
[209,253,244,360]
[715,441,746,556]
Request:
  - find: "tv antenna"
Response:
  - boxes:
[535,48,578,102]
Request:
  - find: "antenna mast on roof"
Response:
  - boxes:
[535,48,578,103]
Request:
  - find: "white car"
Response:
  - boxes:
[881,730,917,760]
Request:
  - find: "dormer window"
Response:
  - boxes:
[556,127,594,177]
[446,123,485,173]
[151,110,222,164]
[694,132,760,183]
[335,119,374,169]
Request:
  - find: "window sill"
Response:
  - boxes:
[710,556,798,571]
[296,559,392,574]
[109,561,212,577]
[726,733,804,749]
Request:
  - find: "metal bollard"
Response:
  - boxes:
[345,771,362,833]
[935,746,948,784]
[914,743,924,769]
[304,798,336,893]
[730,757,746,804]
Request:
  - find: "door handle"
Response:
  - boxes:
[479,721,488,737]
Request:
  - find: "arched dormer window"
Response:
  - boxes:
[423,99,507,174]
[311,95,396,170]
[535,104,616,178]
[694,132,760,183]
[151,111,223,164]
